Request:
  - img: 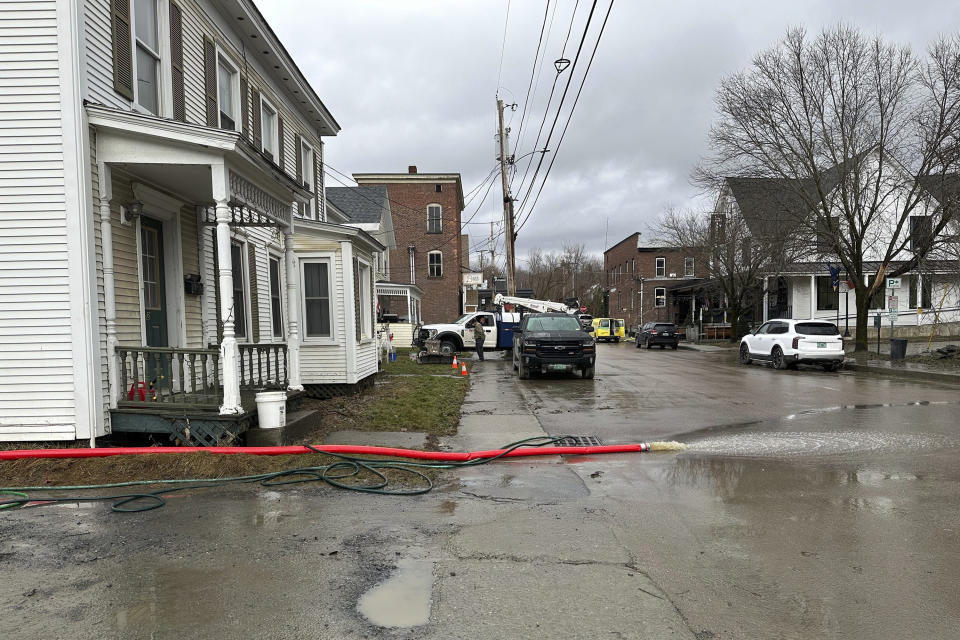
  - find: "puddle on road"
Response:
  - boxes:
[357,558,434,628]
[686,430,954,458]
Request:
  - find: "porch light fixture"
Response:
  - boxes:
[122,200,143,224]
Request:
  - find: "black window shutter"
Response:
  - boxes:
[169,2,185,121]
[203,36,217,127]
[278,117,285,172]
[251,88,262,149]
[294,133,304,216]
[248,245,259,342]
[240,76,249,138]
[111,0,134,100]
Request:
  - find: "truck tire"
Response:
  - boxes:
[646,339,652,349]
[582,366,595,379]
[635,339,641,349]
[518,359,530,380]
[439,339,457,356]
[614,337,620,343]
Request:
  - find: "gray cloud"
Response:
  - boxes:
[260,0,960,260]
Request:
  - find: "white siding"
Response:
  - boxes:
[0,0,76,440]
[82,0,130,110]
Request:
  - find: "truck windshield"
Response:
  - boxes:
[525,316,582,331]
[454,315,472,324]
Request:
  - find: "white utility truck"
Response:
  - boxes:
[412,295,581,355]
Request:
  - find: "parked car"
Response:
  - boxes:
[591,317,621,343]
[512,313,596,379]
[577,313,594,329]
[739,319,844,371]
[636,322,680,349]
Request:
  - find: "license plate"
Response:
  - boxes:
[549,364,568,371]
[817,342,826,348]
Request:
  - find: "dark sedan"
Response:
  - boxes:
[636,322,680,349]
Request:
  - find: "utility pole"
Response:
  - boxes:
[496,98,517,295]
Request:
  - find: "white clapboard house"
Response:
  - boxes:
[0,0,382,444]
[715,157,960,329]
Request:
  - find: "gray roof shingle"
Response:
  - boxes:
[325,186,389,224]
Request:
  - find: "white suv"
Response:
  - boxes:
[739,319,845,371]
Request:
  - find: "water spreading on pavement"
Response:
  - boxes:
[685,430,954,457]
[357,558,434,628]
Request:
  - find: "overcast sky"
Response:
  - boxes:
[259,0,960,264]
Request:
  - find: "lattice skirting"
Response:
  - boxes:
[302,375,377,400]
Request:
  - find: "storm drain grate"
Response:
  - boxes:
[553,435,603,447]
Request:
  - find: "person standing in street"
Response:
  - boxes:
[473,318,486,361]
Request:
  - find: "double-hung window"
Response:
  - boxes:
[269,256,283,338]
[302,260,332,338]
[428,251,443,278]
[816,275,838,311]
[132,0,160,114]
[427,205,442,233]
[260,97,278,162]
[216,54,239,130]
[654,287,666,307]
[684,257,695,277]
[655,257,666,277]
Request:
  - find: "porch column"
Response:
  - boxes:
[284,227,304,390]
[762,277,769,322]
[407,290,412,324]
[809,275,816,320]
[215,198,242,414]
[98,164,119,408]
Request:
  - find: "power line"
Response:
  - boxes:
[515,0,615,235]
[495,0,512,97]
[514,0,598,217]
[513,0,583,197]
[513,1,554,154]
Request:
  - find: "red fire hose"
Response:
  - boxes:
[0,442,651,462]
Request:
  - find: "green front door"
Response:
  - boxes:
[141,217,168,348]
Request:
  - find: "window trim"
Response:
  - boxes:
[259,94,279,162]
[215,49,240,131]
[129,0,168,116]
[299,253,337,344]
[268,253,284,340]
[427,203,442,234]
[655,257,666,278]
[654,286,666,307]
[428,250,443,278]
[684,257,695,277]
[815,275,838,311]
[357,257,373,341]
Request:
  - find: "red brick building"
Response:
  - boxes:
[604,233,703,332]
[354,167,464,323]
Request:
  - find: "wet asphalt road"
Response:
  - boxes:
[2,343,960,639]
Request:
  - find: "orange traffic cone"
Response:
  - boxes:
[461,362,468,376]
[452,355,458,369]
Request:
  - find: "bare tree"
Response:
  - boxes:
[515,243,604,310]
[698,27,960,351]
[656,207,803,339]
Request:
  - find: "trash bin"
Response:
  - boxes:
[889,338,908,361]
[255,390,287,429]
[389,350,398,362]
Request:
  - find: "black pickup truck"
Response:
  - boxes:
[511,313,596,379]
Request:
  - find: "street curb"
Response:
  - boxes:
[843,361,960,385]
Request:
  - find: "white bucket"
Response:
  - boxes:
[255,391,287,429]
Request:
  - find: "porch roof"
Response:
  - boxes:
[88,104,313,226]
[293,217,386,253]
[376,282,423,299]
[770,260,960,276]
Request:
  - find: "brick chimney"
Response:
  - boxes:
[408,165,417,174]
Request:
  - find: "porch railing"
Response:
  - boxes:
[117,346,220,409]
[238,343,288,390]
